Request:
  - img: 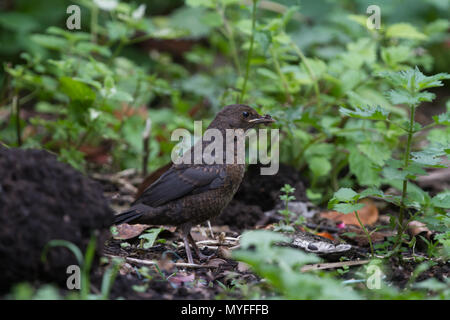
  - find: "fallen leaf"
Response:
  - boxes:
[114,223,149,240]
[407,221,432,240]
[320,199,379,226]
[316,232,334,241]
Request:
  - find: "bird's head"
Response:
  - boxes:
[210,104,275,131]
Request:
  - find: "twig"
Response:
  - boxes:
[301,260,370,272]
[105,255,218,269]
[207,220,215,239]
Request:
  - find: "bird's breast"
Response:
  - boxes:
[225,163,245,194]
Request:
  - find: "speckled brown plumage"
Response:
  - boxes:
[114,104,275,263]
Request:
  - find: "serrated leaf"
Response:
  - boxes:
[358,142,391,166]
[379,67,450,92]
[433,112,450,125]
[333,188,359,202]
[360,187,384,198]
[386,23,427,40]
[382,166,408,180]
[431,192,450,209]
[381,45,412,66]
[387,89,435,105]
[349,149,381,186]
[340,104,389,120]
[411,146,446,167]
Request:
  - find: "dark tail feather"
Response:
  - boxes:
[114,204,147,225]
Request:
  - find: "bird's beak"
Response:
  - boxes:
[247,114,275,125]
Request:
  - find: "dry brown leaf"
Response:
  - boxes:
[407,221,432,240]
[113,223,149,240]
[320,199,379,226]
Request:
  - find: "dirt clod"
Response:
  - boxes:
[0,147,114,292]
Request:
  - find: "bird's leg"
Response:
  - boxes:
[188,233,214,261]
[180,223,194,264]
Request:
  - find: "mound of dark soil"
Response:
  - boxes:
[215,163,307,230]
[0,147,114,292]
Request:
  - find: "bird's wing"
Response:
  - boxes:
[134,164,227,207]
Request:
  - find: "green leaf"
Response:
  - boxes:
[433,112,450,126]
[239,230,290,250]
[431,191,450,209]
[386,23,427,40]
[379,67,450,92]
[31,34,68,50]
[411,146,446,167]
[387,89,435,105]
[340,104,389,121]
[382,166,408,180]
[333,203,365,214]
[349,149,381,186]
[333,188,359,202]
[41,240,84,265]
[186,0,216,8]
[139,228,162,249]
[358,142,391,166]
[0,12,39,32]
[60,77,96,101]
[307,156,331,177]
[360,187,384,198]
[254,30,272,53]
[381,46,412,67]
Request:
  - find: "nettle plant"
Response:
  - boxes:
[184,0,449,204]
[331,67,450,256]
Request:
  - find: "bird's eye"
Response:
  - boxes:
[242,111,249,118]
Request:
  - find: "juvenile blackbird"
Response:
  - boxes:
[114,104,275,263]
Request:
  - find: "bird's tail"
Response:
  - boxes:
[114,204,147,225]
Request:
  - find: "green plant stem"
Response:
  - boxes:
[270,47,292,104]
[239,0,257,104]
[354,210,374,257]
[218,4,242,76]
[12,91,21,146]
[91,5,99,43]
[290,42,321,110]
[393,104,416,251]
